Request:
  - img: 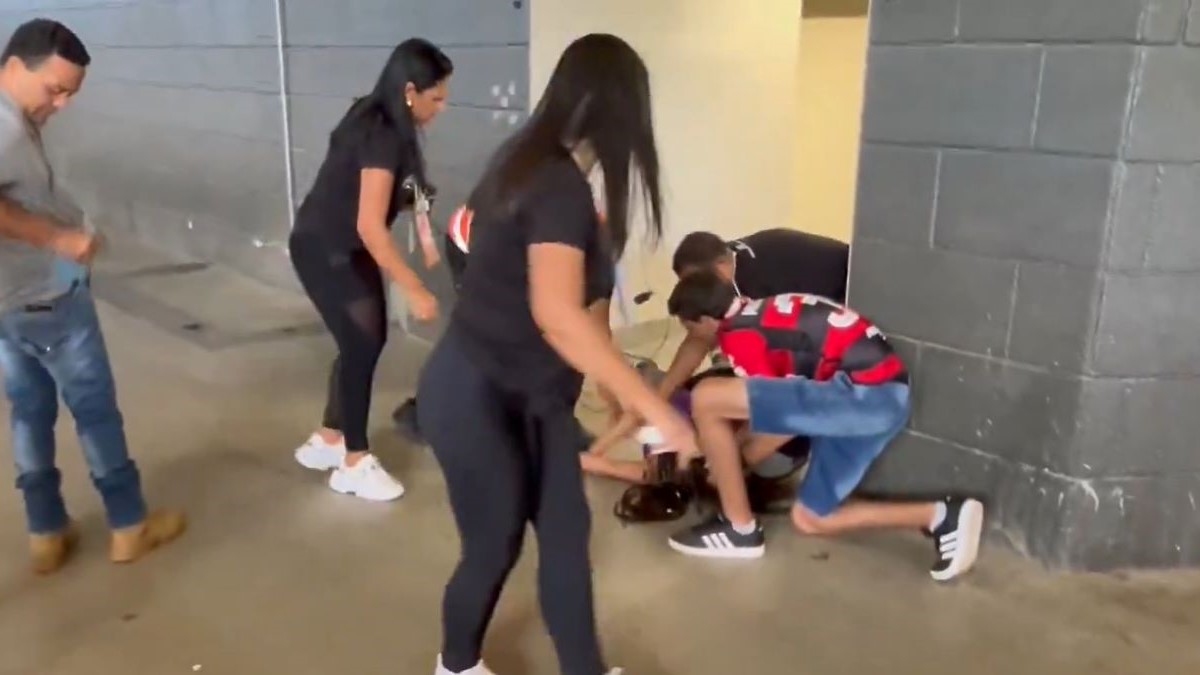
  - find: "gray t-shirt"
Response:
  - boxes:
[0,89,86,315]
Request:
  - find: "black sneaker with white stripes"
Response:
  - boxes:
[668,515,765,559]
[929,497,985,582]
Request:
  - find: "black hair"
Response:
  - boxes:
[672,231,730,275]
[331,37,452,189]
[469,33,661,258]
[2,18,90,69]
[667,269,738,323]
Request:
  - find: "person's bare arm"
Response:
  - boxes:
[531,245,654,408]
[0,197,96,262]
[357,169,439,321]
[587,298,622,414]
[590,326,715,451]
[356,168,425,292]
[581,452,647,484]
[0,198,56,246]
[530,244,694,459]
[0,134,62,249]
[657,333,715,399]
[587,297,612,340]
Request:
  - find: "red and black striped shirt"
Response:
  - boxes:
[718,294,908,386]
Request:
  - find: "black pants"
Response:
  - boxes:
[290,232,387,451]
[416,329,605,675]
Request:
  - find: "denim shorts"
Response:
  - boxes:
[747,373,911,517]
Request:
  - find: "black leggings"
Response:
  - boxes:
[290,232,387,452]
[416,329,605,675]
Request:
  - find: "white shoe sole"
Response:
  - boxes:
[668,537,765,559]
[435,655,496,675]
[930,499,984,582]
[328,472,406,502]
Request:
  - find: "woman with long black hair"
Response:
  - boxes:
[417,34,695,675]
[289,38,452,501]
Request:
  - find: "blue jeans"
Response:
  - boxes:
[0,285,146,534]
[747,373,911,517]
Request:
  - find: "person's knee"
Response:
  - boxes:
[462,525,525,578]
[690,376,749,421]
[5,376,57,418]
[690,378,723,415]
[791,502,834,535]
[535,494,592,561]
[337,337,385,380]
[64,385,122,430]
[353,331,386,361]
[461,501,527,562]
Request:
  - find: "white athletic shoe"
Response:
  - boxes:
[435,655,496,674]
[328,454,405,501]
[929,497,985,582]
[294,433,345,471]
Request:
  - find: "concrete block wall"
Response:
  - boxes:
[0,1,294,286]
[0,0,529,332]
[854,0,1200,570]
[282,0,530,340]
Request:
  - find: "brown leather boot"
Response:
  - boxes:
[110,510,186,564]
[30,521,80,575]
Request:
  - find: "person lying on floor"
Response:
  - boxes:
[660,269,985,582]
[584,227,848,483]
[581,369,810,503]
[392,205,617,450]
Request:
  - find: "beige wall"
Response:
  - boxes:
[530,0,802,322]
[794,12,869,243]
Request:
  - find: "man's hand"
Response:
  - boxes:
[49,229,100,264]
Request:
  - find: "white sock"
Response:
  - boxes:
[732,519,758,535]
[929,502,948,531]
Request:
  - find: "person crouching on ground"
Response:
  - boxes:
[583,227,848,485]
[662,269,984,582]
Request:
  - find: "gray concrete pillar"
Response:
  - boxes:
[853,0,1200,570]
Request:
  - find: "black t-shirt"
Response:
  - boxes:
[293,122,416,252]
[728,228,849,302]
[451,154,614,408]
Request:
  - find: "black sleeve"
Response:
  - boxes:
[523,161,596,251]
[356,123,410,175]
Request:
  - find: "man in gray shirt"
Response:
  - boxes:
[0,18,183,575]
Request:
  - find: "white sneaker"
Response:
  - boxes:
[435,654,496,674]
[294,433,346,471]
[328,454,405,501]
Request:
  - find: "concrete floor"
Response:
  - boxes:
[1,255,1199,675]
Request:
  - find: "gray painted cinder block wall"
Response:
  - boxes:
[0,1,294,286]
[0,0,529,337]
[283,0,529,340]
[854,0,1200,570]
